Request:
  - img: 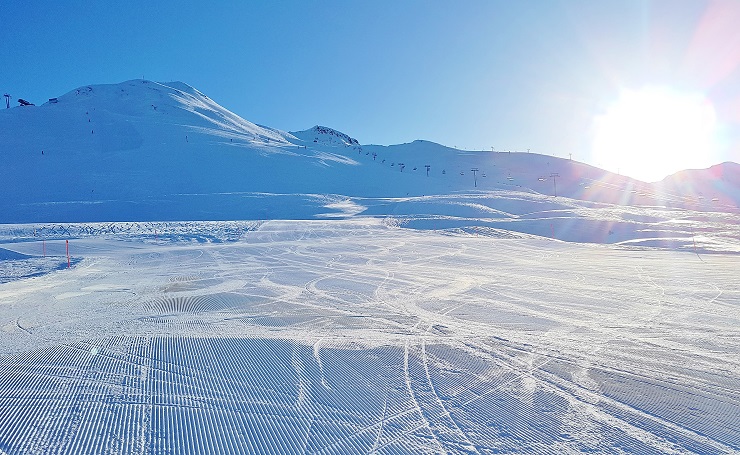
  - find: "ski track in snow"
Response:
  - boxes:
[0,219,739,454]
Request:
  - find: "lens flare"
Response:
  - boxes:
[592,87,719,182]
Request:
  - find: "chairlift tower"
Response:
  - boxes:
[4,94,10,109]
[471,168,479,187]
[550,173,560,197]
[425,164,430,177]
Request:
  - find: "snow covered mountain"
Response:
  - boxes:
[3,81,740,454]
[1,79,738,227]
[655,161,740,209]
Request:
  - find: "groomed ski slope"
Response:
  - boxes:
[0,219,738,454]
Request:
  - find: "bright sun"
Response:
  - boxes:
[592,87,719,182]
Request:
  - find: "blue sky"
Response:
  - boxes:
[2,0,739,180]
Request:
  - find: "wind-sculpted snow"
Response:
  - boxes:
[0,220,738,453]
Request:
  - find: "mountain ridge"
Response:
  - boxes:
[1,79,738,225]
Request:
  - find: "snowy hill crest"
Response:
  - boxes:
[50,79,290,145]
[292,125,360,148]
[0,78,738,228]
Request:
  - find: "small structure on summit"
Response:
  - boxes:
[17,99,34,106]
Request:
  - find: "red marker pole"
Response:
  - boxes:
[66,240,70,268]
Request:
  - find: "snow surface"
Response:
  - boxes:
[0,220,739,453]
[1,80,740,453]
[1,80,738,228]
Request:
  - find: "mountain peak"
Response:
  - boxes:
[54,80,207,108]
[291,125,360,147]
[42,79,290,145]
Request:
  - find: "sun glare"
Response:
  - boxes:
[592,87,718,182]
